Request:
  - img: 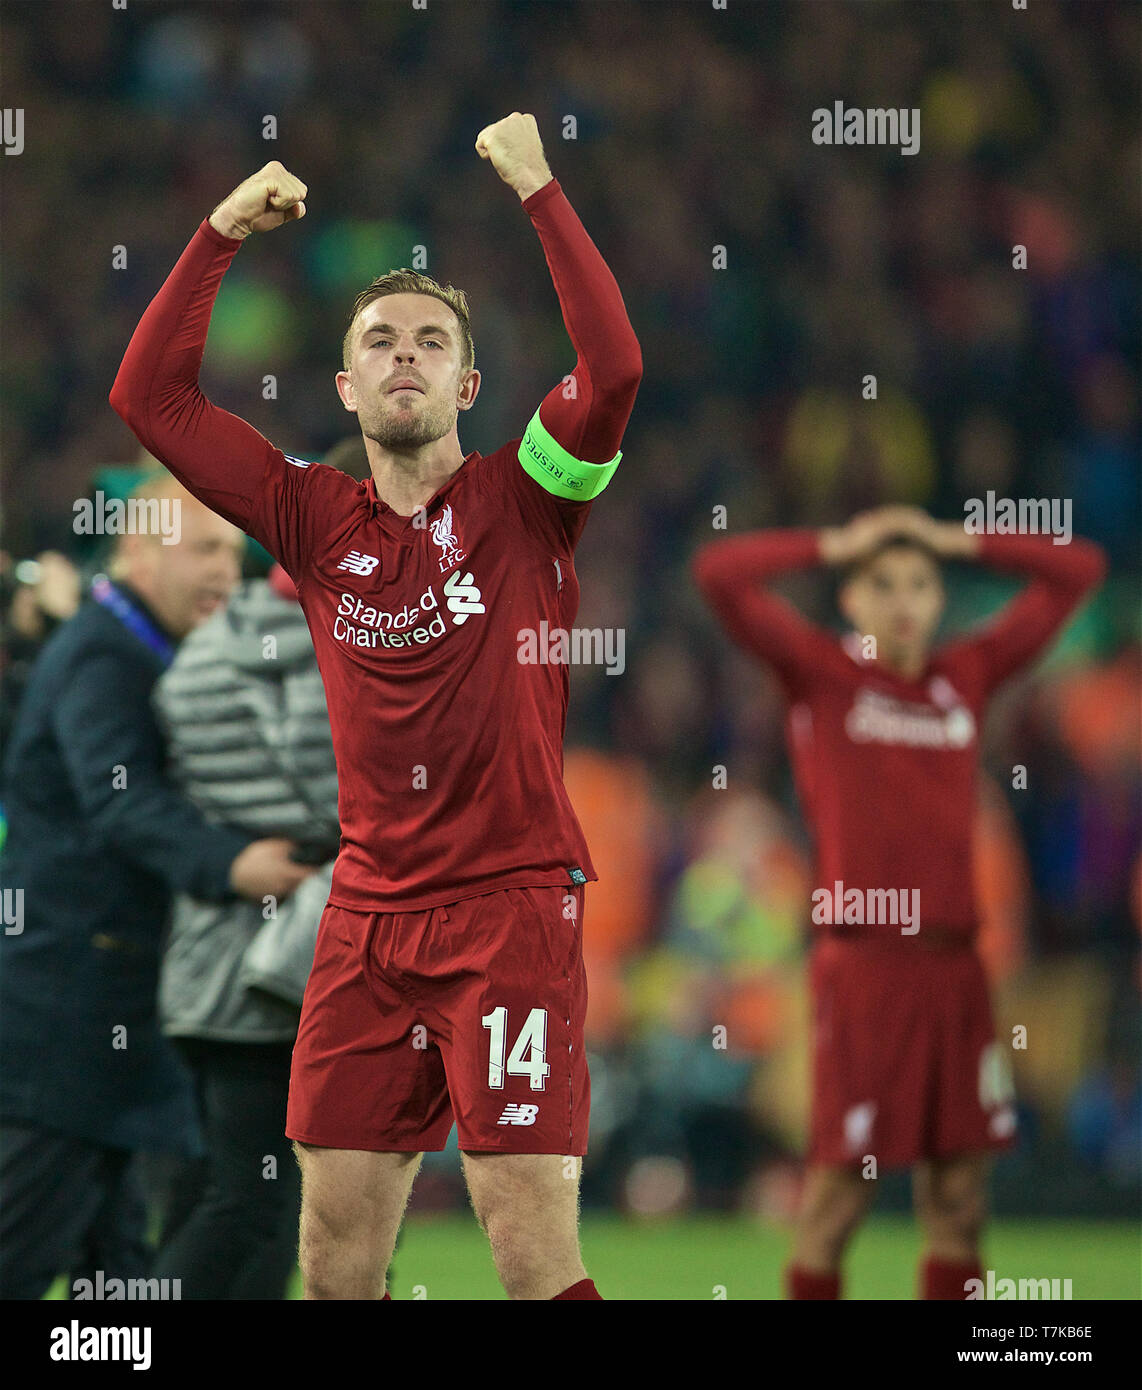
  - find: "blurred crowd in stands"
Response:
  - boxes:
[1,0,1138,1220]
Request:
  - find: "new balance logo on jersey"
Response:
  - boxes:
[337,550,380,576]
[497,1103,539,1126]
[444,569,485,624]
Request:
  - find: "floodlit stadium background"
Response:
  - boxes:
[1,0,1138,1299]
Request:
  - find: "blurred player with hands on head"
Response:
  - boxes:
[694,504,1104,1300]
[111,113,640,1300]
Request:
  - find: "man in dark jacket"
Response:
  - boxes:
[152,562,340,1299]
[0,473,315,1300]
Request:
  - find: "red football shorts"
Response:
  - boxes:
[286,884,589,1155]
[808,935,1017,1170]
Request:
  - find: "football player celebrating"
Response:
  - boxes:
[111,114,641,1300]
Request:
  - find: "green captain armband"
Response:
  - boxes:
[517,409,621,502]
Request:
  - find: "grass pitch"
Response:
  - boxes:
[301,1214,1141,1301]
[44,1213,1137,1300]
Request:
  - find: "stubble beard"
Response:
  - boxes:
[361,389,456,451]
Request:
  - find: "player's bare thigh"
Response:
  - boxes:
[294,1142,422,1298]
[461,1151,587,1299]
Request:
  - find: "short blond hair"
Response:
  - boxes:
[342,270,474,374]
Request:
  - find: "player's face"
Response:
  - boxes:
[341,294,473,450]
[840,546,944,666]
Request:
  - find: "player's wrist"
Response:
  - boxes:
[208,205,251,241]
[818,527,850,565]
[514,166,553,202]
[933,522,978,559]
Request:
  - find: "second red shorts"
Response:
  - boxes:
[286,884,589,1155]
[808,935,1017,1170]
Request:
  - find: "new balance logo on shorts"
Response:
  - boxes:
[337,550,380,576]
[497,1103,539,1126]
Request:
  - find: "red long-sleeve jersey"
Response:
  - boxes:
[111,178,641,912]
[693,530,1105,940]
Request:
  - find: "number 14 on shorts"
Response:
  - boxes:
[482,1006,550,1091]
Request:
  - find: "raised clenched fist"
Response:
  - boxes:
[475,113,552,202]
[208,161,308,241]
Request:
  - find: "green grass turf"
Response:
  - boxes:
[45,1216,1138,1300]
[308,1215,1141,1301]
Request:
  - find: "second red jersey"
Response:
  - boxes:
[694,530,1105,942]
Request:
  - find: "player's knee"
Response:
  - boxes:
[798,1181,870,1263]
[920,1182,986,1247]
[945,1189,986,1244]
[807,1175,870,1229]
[483,1211,540,1264]
[304,1188,397,1267]
[298,1216,384,1298]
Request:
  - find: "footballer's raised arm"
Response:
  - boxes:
[108,163,311,538]
[477,113,642,510]
[939,530,1107,694]
[693,529,839,695]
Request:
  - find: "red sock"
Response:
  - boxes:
[786,1265,841,1300]
[921,1255,980,1300]
[382,1291,391,1300]
[552,1278,602,1300]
